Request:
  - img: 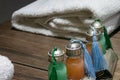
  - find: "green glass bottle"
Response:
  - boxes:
[48,47,67,80]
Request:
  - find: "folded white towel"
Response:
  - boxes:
[0,55,14,80]
[12,0,120,39]
[104,13,120,34]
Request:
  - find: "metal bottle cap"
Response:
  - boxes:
[86,26,101,41]
[66,43,82,56]
[91,20,103,29]
[48,48,64,62]
[87,26,101,36]
[91,20,103,32]
[85,19,103,41]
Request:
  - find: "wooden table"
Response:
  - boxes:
[0,21,120,80]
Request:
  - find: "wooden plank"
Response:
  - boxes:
[0,35,50,70]
[0,21,68,79]
[13,63,48,80]
[115,60,120,73]
[111,38,120,59]
[112,28,120,37]
[0,21,120,80]
[112,33,120,39]
[0,47,48,70]
[0,26,68,47]
[0,22,68,53]
[0,23,68,70]
[113,72,120,80]
[112,60,120,80]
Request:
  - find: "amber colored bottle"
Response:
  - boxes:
[86,43,92,54]
[65,43,85,80]
[86,42,103,55]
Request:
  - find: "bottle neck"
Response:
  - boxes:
[66,55,84,62]
[86,35,100,43]
[66,49,82,57]
[48,54,64,63]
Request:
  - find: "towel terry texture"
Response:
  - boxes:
[12,0,120,39]
[0,55,14,80]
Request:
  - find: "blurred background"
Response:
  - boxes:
[0,0,35,23]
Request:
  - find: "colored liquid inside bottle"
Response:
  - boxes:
[65,42,85,80]
[86,42,103,55]
[86,43,92,54]
[66,56,85,80]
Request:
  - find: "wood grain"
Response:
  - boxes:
[111,28,120,80]
[0,21,119,80]
[13,63,48,80]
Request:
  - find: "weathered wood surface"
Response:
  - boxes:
[0,21,119,80]
[111,29,120,80]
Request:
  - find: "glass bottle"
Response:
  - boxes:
[86,20,103,54]
[85,22,113,79]
[48,48,67,80]
[65,42,85,80]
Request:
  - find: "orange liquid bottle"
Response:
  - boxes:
[65,43,85,80]
[86,43,92,54]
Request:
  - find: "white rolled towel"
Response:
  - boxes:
[12,0,120,39]
[0,55,14,80]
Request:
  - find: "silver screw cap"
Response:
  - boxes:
[48,48,64,62]
[66,43,82,56]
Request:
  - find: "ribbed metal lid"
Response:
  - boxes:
[86,26,100,36]
[48,48,64,56]
[48,48,64,62]
[91,20,104,32]
[91,20,103,29]
[66,43,82,56]
[86,26,101,41]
